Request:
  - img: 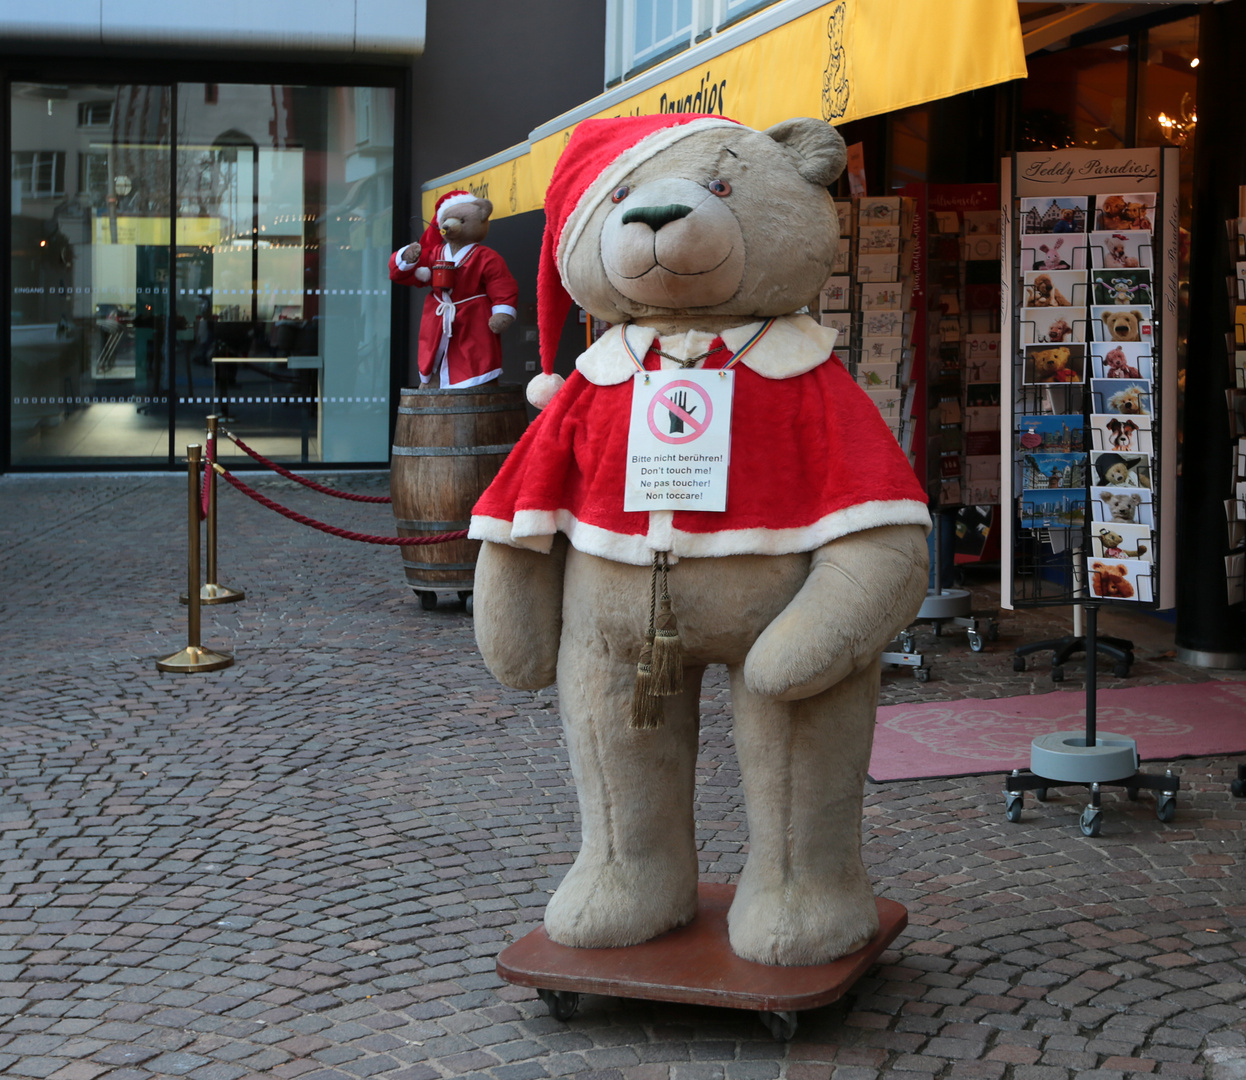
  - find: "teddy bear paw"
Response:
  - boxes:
[726,873,879,966]
[543,857,698,949]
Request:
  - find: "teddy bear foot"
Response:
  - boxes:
[543,858,698,949]
[726,873,880,966]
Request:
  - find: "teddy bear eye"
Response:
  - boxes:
[708,179,732,197]
[611,186,629,204]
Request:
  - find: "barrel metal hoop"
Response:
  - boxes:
[399,384,522,396]
[403,560,477,571]
[398,403,520,415]
[391,443,515,457]
[394,519,470,531]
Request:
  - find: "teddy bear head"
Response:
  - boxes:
[1103,346,1128,372]
[1101,309,1143,341]
[1101,491,1143,521]
[1097,528,1124,548]
[558,117,846,327]
[1094,452,1137,487]
[1031,346,1072,380]
[1091,561,1134,599]
[439,197,493,246]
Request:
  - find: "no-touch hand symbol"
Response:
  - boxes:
[647,379,713,445]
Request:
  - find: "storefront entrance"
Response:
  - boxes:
[9,79,398,469]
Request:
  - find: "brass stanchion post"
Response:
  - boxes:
[158,444,234,673]
[182,415,244,605]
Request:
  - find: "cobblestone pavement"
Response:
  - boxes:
[1,471,1243,1080]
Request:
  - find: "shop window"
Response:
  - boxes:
[1020,36,1129,151]
[606,0,778,83]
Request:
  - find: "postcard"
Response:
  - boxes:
[1023,342,1086,385]
[1091,305,1153,344]
[1095,192,1156,232]
[820,276,852,311]
[1021,451,1086,490]
[1091,449,1152,490]
[965,334,1000,381]
[1090,412,1153,454]
[1088,229,1153,270]
[866,386,903,417]
[1228,553,1245,607]
[1091,486,1154,527]
[1088,556,1154,603]
[1021,196,1088,235]
[855,362,898,389]
[857,225,901,254]
[1021,307,1086,345]
[859,336,905,362]
[1091,377,1152,416]
[1021,234,1085,272]
[857,253,900,282]
[1022,269,1084,308]
[831,238,851,274]
[1020,490,1085,529]
[858,196,902,226]
[966,384,1000,407]
[859,281,905,310]
[862,310,906,336]
[1089,341,1154,382]
[965,456,1000,481]
[1090,520,1153,563]
[1091,269,1153,307]
[819,312,851,344]
[1018,414,1086,453]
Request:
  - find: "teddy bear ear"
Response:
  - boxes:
[474,198,494,222]
[763,118,847,187]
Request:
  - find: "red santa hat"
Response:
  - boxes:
[530,112,740,409]
[418,190,479,264]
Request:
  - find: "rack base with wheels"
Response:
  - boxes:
[882,629,929,681]
[497,883,907,1040]
[1002,604,1177,835]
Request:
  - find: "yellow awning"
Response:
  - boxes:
[423,0,1026,223]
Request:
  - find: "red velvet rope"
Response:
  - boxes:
[199,436,213,521]
[222,429,393,503]
[216,466,468,546]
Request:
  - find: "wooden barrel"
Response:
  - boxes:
[390,383,528,597]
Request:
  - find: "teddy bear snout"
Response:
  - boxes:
[621,203,693,231]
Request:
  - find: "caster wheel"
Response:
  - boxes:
[1079,807,1102,837]
[537,988,580,1021]
[1051,665,1065,683]
[417,591,438,611]
[1035,787,1048,802]
[1113,662,1130,678]
[1013,656,1026,673]
[758,1010,798,1040]
[987,621,1000,642]
[1126,786,1140,801]
[464,594,474,615]
[1156,794,1176,823]
[968,632,984,653]
[1231,778,1246,797]
[914,666,930,683]
[1005,792,1023,822]
[901,633,916,655]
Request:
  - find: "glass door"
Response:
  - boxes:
[9,79,396,468]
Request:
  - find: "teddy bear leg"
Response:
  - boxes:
[542,653,703,949]
[726,658,882,966]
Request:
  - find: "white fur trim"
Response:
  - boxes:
[436,193,478,223]
[527,372,565,410]
[576,315,839,387]
[470,500,932,567]
[556,117,741,292]
[442,367,503,390]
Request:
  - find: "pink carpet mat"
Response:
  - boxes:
[870,680,1246,782]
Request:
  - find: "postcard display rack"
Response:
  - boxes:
[1226,208,1246,609]
[819,195,933,678]
[998,148,1181,835]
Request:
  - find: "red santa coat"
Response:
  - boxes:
[470,315,930,565]
[389,243,519,389]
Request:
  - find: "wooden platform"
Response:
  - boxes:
[497,883,907,1015]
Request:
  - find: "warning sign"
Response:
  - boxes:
[624,370,734,512]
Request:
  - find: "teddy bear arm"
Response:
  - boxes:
[473,536,567,690]
[742,524,929,702]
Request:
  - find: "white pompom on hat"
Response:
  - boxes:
[531,112,739,410]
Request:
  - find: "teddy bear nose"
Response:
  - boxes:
[621,203,693,231]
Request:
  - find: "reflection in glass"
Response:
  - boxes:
[9,81,395,467]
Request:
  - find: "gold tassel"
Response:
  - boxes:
[630,634,662,729]
[650,553,684,696]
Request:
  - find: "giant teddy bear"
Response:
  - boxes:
[469,114,931,966]
[389,191,518,389]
